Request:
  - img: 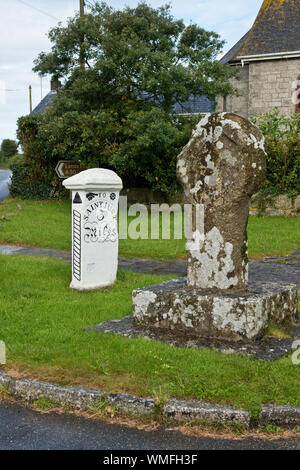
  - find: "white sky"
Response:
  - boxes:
[0,0,263,143]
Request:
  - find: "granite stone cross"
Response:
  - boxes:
[177,112,266,291]
[132,113,297,341]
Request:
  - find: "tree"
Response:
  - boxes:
[33,2,236,114]
[16,2,237,197]
[0,139,18,160]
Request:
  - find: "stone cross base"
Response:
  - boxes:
[132,279,298,342]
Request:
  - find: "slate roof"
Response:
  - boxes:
[220,32,250,64]
[173,95,215,114]
[221,0,300,63]
[30,90,57,115]
[31,90,213,116]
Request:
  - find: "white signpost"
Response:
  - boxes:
[0,341,6,365]
[63,168,123,291]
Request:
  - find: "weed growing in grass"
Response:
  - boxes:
[62,403,74,412]
[88,398,120,419]
[33,396,57,412]
[88,398,108,415]
[266,324,292,339]
[265,424,285,434]
[0,386,10,400]
[248,405,261,424]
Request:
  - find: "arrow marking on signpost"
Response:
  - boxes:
[55,161,86,179]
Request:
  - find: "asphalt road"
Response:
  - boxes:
[0,402,298,450]
[0,169,11,202]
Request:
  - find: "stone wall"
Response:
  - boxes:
[216,65,249,118]
[216,58,300,118]
[250,194,300,217]
[248,58,300,116]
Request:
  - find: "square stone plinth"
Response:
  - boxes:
[132,278,298,342]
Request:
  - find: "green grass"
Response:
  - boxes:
[266,324,291,340]
[0,198,70,251]
[33,397,58,412]
[0,197,299,260]
[0,254,299,412]
[248,216,300,259]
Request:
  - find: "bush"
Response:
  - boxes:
[10,159,53,200]
[252,110,300,198]
[15,110,124,199]
[9,154,68,200]
[0,139,18,160]
[12,115,66,200]
[9,153,24,168]
[112,108,198,193]
[37,109,122,169]
[0,153,22,170]
[16,107,198,198]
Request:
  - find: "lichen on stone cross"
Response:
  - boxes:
[177,113,266,290]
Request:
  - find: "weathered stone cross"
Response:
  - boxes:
[177,112,266,291]
[132,113,297,342]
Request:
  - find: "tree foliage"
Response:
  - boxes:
[34,2,235,114]
[0,139,18,160]
[251,110,300,197]
[16,2,236,198]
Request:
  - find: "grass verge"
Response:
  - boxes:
[0,254,299,413]
[2,394,300,439]
[0,198,299,260]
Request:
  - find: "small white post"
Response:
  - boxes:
[0,341,6,365]
[63,168,123,291]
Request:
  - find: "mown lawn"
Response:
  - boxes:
[0,198,299,260]
[0,254,299,413]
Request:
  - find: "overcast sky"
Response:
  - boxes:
[0,0,262,144]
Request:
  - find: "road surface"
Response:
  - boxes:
[0,402,298,450]
[0,169,11,202]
